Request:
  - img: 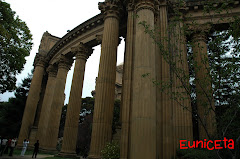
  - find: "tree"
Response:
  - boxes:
[0,73,32,138]
[76,98,120,157]
[0,0,33,93]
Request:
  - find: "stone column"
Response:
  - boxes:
[130,1,157,159]
[28,76,47,148]
[42,55,73,151]
[88,1,121,159]
[59,43,92,157]
[170,19,193,158]
[17,53,46,147]
[191,29,216,140]
[35,64,58,149]
[120,2,135,159]
[156,2,169,159]
[120,2,134,159]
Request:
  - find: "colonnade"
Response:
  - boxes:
[17,0,216,158]
[17,43,93,156]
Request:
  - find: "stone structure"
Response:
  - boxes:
[92,63,123,100]
[17,0,240,158]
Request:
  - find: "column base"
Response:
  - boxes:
[56,151,77,158]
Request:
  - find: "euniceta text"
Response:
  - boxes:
[180,137,234,150]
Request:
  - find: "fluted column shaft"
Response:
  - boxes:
[36,65,57,149]
[178,22,193,143]
[17,55,46,147]
[43,56,72,151]
[28,77,47,148]
[88,2,120,159]
[170,20,193,157]
[157,3,171,159]
[192,32,215,139]
[120,3,134,159]
[59,43,91,157]
[130,1,156,159]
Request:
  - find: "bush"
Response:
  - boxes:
[101,141,120,159]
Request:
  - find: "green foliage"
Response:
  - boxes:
[79,97,95,123]
[101,141,120,159]
[58,97,120,157]
[13,149,33,155]
[0,0,33,93]
[58,97,95,156]
[112,99,121,134]
[0,73,31,138]
[58,104,67,138]
[176,149,218,159]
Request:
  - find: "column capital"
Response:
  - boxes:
[188,24,212,42]
[127,2,135,11]
[192,32,207,43]
[58,55,73,71]
[98,0,123,20]
[71,42,93,60]
[34,53,47,68]
[135,0,159,12]
[47,64,58,78]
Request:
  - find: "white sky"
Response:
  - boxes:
[0,0,125,104]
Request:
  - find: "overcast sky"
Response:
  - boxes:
[0,0,125,104]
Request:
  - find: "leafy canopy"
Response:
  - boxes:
[0,0,33,93]
[0,73,32,138]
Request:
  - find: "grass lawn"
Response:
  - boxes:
[13,149,59,156]
[12,149,77,159]
[13,149,34,155]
